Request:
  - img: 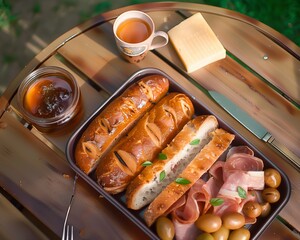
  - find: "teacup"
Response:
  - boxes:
[113,10,169,63]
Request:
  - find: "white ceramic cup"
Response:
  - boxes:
[113,10,169,63]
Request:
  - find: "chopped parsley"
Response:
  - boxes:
[141,161,152,166]
[175,178,191,185]
[159,170,166,181]
[158,153,167,160]
[190,139,200,145]
[210,198,224,206]
[237,186,247,199]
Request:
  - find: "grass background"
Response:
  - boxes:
[80,0,300,45]
[0,0,299,95]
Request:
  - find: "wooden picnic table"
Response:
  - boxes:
[0,2,299,239]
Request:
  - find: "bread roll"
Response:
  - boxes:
[126,115,218,210]
[96,93,194,194]
[144,128,235,226]
[75,75,169,174]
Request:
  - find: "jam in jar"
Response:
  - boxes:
[17,66,80,132]
[24,76,73,118]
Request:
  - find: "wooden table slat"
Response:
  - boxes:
[153,11,300,157]
[200,57,299,157]
[9,56,109,154]
[201,12,300,105]
[0,111,148,239]
[0,4,299,239]
[261,218,300,240]
[1,76,299,237]
[0,193,48,240]
[57,23,136,94]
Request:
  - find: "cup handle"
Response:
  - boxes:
[149,31,169,50]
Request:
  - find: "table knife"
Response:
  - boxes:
[208,90,300,169]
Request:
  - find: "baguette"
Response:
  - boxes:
[96,93,194,194]
[126,115,218,210]
[75,75,169,174]
[144,128,235,226]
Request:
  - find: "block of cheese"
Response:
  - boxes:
[168,13,226,73]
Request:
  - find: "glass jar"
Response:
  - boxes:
[17,66,81,132]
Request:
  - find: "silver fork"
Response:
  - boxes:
[62,224,74,240]
[62,174,78,240]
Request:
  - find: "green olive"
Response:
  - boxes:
[264,168,281,188]
[262,187,280,203]
[195,214,222,233]
[242,201,262,218]
[228,227,250,240]
[260,202,271,217]
[155,216,175,240]
[196,232,214,240]
[212,225,230,240]
[222,212,245,230]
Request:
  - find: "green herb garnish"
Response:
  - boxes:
[237,186,247,199]
[190,139,200,145]
[210,198,224,206]
[158,153,167,160]
[141,161,153,166]
[175,178,191,185]
[159,171,166,181]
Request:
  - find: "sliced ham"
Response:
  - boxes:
[201,177,223,214]
[165,195,186,217]
[218,170,249,202]
[171,179,206,224]
[226,145,254,158]
[213,146,264,217]
[214,189,260,224]
[214,197,240,216]
[218,171,264,200]
[168,145,265,238]
[246,171,264,190]
[223,153,263,180]
[223,148,263,179]
[208,160,225,183]
[172,221,200,240]
[170,179,205,240]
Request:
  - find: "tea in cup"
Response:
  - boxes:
[113,10,169,63]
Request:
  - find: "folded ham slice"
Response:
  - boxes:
[226,145,254,158]
[213,146,264,216]
[172,221,199,240]
[170,179,205,240]
[171,179,206,224]
[223,153,264,181]
[208,160,225,182]
[168,145,265,240]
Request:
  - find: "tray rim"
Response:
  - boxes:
[65,67,291,240]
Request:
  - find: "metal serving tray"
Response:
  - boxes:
[66,68,291,240]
